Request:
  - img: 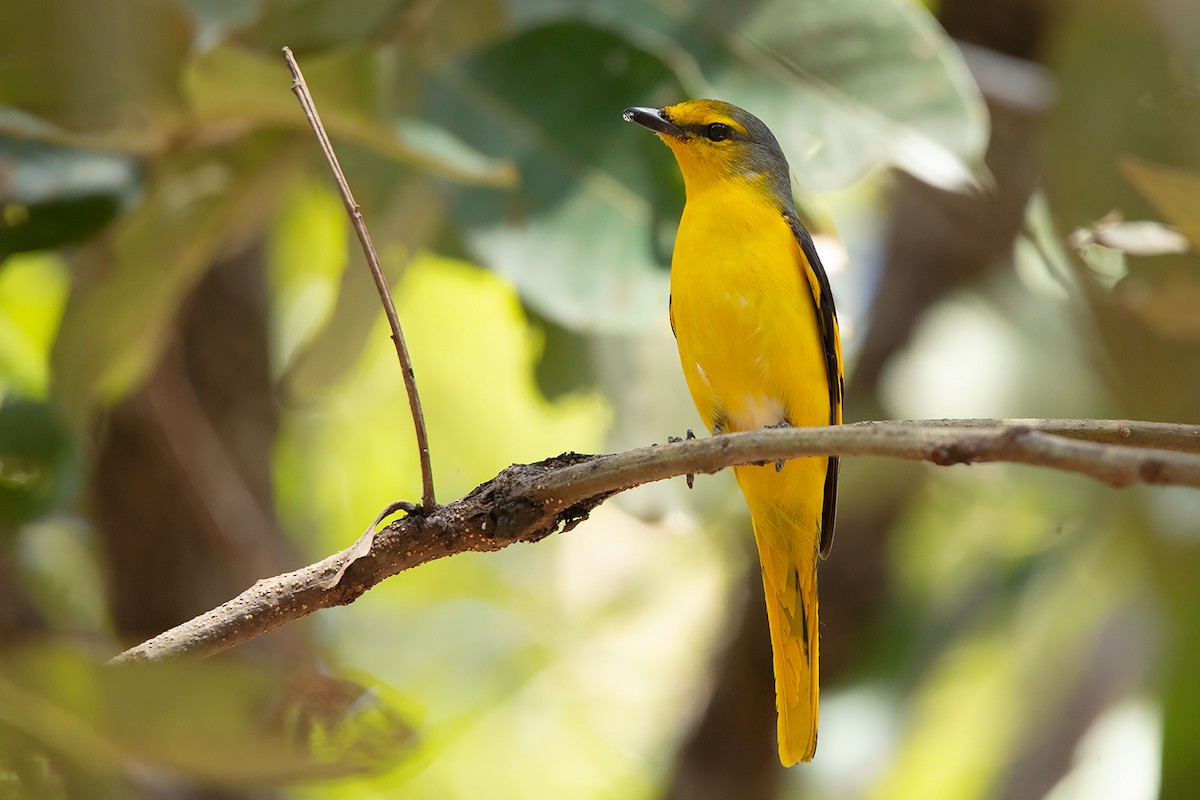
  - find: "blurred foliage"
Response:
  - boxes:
[0,644,416,796]
[0,0,1198,798]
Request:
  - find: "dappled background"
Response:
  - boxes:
[1,0,1199,798]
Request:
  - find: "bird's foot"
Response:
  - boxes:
[668,429,698,489]
[766,420,790,472]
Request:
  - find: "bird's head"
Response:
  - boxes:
[624,99,793,209]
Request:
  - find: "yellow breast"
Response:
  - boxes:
[669,180,829,437]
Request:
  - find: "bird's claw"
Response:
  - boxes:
[668,429,698,489]
[767,421,790,472]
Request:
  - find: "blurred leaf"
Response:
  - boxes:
[0,646,416,788]
[0,125,140,256]
[0,398,77,535]
[1074,242,1128,289]
[275,252,609,548]
[1075,229,1200,341]
[1120,158,1200,248]
[233,0,409,53]
[173,0,267,48]
[0,0,192,148]
[266,178,350,374]
[1155,546,1200,798]
[1045,0,1200,233]
[876,520,1138,800]
[0,253,69,399]
[276,174,446,398]
[229,0,506,57]
[430,0,988,332]
[229,0,510,59]
[510,0,990,191]
[50,132,303,429]
[1067,211,1190,256]
[1113,267,1200,342]
[530,310,594,400]
[185,45,517,187]
[15,517,108,633]
[286,669,418,775]
[425,22,685,333]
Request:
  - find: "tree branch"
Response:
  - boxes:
[109,419,1200,664]
[282,47,436,510]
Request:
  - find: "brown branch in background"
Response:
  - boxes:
[109,419,1200,664]
[282,47,436,511]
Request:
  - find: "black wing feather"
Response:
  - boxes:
[785,212,842,559]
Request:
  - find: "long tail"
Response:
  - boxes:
[749,505,821,765]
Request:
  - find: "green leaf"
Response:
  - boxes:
[1120,158,1200,249]
[0,398,78,535]
[425,22,686,333]
[510,0,989,191]
[0,120,140,256]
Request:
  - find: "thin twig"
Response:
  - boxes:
[282,46,436,511]
[109,419,1200,663]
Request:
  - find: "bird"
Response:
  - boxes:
[624,100,842,765]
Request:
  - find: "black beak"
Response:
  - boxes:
[623,106,684,138]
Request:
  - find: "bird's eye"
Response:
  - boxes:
[706,123,732,142]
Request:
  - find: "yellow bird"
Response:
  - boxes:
[624,100,842,764]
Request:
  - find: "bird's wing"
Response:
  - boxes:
[785,212,843,559]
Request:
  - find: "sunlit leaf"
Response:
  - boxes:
[274,251,609,548]
[0,253,69,399]
[276,174,446,398]
[266,179,350,374]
